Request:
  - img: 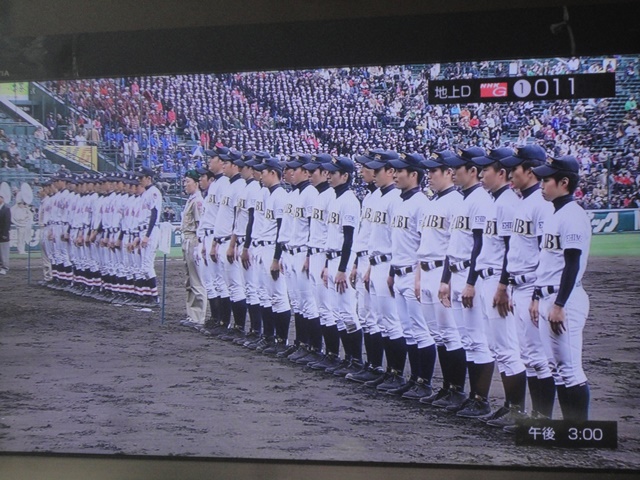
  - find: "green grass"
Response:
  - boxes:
[589,232,640,257]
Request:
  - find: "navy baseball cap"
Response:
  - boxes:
[241,151,257,162]
[500,144,547,167]
[220,148,242,162]
[233,158,247,168]
[322,156,355,174]
[422,150,455,169]
[452,146,487,167]
[390,152,426,170]
[303,153,332,171]
[366,150,400,170]
[473,147,515,167]
[255,151,271,160]
[254,157,284,173]
[195,166,209,176]
[135,166,155,177]
[532,155,580,178]
[285,153,312,169]
[205,146,229,158]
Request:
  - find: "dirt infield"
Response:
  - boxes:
[0,256,639,469]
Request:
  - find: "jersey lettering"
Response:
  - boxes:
[294,207,304,218]
[363,207,372,221]
[328,211,340,224]
[422,214,446,230]
[265,209,275,220]
[221,196,230,206]
[452,215,470,231]
[391,215,409,229]
[372,211,388,224]
[485,220,497,236]
[542,233,562,251]
[255,201,264,213]
[513,218,533,236]
[285,203,293,215]
[312,208,325,221]
[237,199,246,210]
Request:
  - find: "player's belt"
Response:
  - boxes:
[106,227,120,234]
[139,224,152,232]
[449,259,471,273]
[308,247,324,255]
[535,282,582,299]
[286,245,306,255]
[391,265,414,277]
[420,260,444,272]
[326,251,342,260]
[477,268,499,279]
[356,250,369,258]
[252,240,275,247]
[508,273,536,286]
[204,229,215,236]
[235,236,245,246]
[369,254,392,266]
[214,236,232,244]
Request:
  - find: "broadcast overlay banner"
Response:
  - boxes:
[428,73,616,104]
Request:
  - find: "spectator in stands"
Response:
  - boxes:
[624,96,637,112]
[0,187,10,274]
[0,129,9,142]
[7,141,19,158]
[0,152,9,168]
[34,126,46,141]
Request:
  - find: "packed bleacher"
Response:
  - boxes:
[11,55,639,209]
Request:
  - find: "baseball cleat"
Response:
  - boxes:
[487,406,528,428]
[309,353,340,371]
[363,368,388,388]
[456,397,492,418]
[387,378,415,396]
[480,405,510,424]
[402,378,433,401]
[376,370,406,392]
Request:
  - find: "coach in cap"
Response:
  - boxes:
[530,155,591,422]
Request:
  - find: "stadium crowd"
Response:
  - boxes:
[36,56,640,209]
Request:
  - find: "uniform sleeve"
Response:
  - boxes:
[273,190,286,220]
[340,194,360,229]
[497,201,515,237]
[469,195,487,231]
[559,210,591,253]
[303,189,317,218]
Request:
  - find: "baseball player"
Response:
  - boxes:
[531,155,591,422]
[360,150,409,392]
[346,151,383,383]
[199,147,232,335]
[415,152,467,406]
[437,147,495,417]
[388,152,438,399]
[472,147,528,427]
[499,145,557,430]
[300,154,336,367]
[235,152,265,346]
[252,157,292,355]
[318,155,363,376]
[212,149,248,339]
[281,154,322,362]
[37,181,54,284]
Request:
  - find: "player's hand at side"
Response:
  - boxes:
[387,275,395,297]
[241,248,251,270]
[363,266,371,292]
[438,282,451,308]
[529,299,539,327]
[461,284,475,309]
[114,239,122,250]
[548,304,566,335]
[226,245,235,264]
[141,236,149,248]
[493,284,512,318]
[335,271,348,294]
[270,259,280,280]
[210,242,219,263]
[321,267,328,287]
[302,256,310,278]
[349,266,357,289]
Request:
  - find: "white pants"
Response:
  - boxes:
[309,251,333,327]
[450,269,493,364]
[355,255,378,334]
[538,287,589,387]
[419,265,462,351]
[479,274,526,376]
[512,282,553,378]
[326,255,360,333]
[242,246,260,305]
[282,251,299,314]
[289,249,319,319]
[220,239,246,302]
[259,243,290,314]
[394,269,434,349]
[369,260,402,339]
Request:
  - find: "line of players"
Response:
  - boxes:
[180,145,591,433]
[38,168,163,307]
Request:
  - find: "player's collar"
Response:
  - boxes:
[315,181,330,194]
[461,182,482,199]
[230,173,242,184]
[521,183,540,199]
[246,178,255,184]
[400,186,421,201]
[491,184,510,200]
[333,183,350,198]
[552,194,574,212]
[380,184,396,196]
[296,180,310,192]
[436,186,456,199]
[268,183,282,193]
[366,182,376,193]
[213,173,223,180]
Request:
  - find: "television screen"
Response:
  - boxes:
[1,52,638,474]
